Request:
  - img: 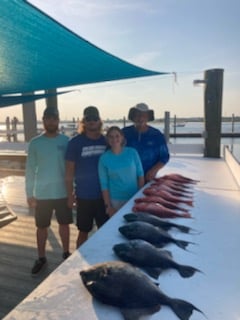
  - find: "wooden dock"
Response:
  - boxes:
[0,175,79,319]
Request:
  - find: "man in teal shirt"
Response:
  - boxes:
[25,107,72,276]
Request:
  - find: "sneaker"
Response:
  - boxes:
[31,257,47,276]
[62,251,71,260]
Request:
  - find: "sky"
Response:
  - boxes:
[1,0,240,121]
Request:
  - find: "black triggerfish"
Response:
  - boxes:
[80,261,204,320]
[124,212,195,233]
[113,239,201,279]
[119,221,194,250]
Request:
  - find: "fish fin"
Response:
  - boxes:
[189,229,202,235]
[158,249,173,259]
[143,267,163,279]
[176,225,192,233]
[178,265,201,278]
[169,298,204,320]
[123,213,136,222]
[120,305,161,320]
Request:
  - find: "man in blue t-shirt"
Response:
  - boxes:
[65,106,108,247]
[122,103,169,182]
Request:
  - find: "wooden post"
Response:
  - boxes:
[231,113,235,133]
[123,116,126,128]
[173,115,177,135]
[22,92,37,142]
[164,111,170,143]
[45,88,58,110]
[204,69,224,158]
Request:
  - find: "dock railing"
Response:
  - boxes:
[224,145,240,188]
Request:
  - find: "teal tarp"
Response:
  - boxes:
[0,0,166,96]
[0,91,72,108]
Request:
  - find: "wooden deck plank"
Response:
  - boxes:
[0,175,80,319]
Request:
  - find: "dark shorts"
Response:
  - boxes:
[76,198,109,232]
[35,198,73,228]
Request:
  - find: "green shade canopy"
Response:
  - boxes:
[0,0,167,97]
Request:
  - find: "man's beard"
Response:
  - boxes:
[45,124,58,134]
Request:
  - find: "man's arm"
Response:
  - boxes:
[145,161,166,182]
[65,160,75,208]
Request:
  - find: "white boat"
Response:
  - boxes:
[172,122,186,127]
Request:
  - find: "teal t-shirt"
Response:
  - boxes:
[25,133,69,199]
[98,147,144,201]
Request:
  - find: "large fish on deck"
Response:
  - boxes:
[150,182,193,198]
[124,212,195,234]
[119,221,194,249]
[134,195,190,213]
[113,239,201,279]
[153,177,195,193]
[132,201,192,218]
[143,187,194,207]
[159,173,199,184]
[80,261,204,320]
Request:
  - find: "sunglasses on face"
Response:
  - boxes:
[43,116,59,121]
[85,116,100,122]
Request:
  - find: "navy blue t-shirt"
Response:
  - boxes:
[65,133,107,199]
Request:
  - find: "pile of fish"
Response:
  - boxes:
[132,173,199,218]
[80,173,204,320]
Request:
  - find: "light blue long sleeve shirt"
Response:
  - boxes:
[25,133,69,199]
[98,147,144,201]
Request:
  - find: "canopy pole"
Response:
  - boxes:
[45,89,58,110]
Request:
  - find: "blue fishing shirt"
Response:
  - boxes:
[122,125,169,174]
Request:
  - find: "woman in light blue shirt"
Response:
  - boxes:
[98,126,144,216]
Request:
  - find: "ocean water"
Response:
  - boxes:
[158,121,240,162]
[0,121,239,162]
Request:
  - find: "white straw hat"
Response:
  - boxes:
[128,103,154,121]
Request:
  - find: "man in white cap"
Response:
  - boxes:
[122,103,169,182]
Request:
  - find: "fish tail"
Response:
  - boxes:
[177,225,192,233]
[181,212,192,218]
[178,265,200,278]
[175,239,190,250]
[169,298,204,320]
[186,200,194,207]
